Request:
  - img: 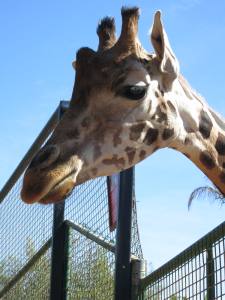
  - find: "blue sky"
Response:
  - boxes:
[0,0,225,269]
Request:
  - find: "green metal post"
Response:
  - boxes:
[50,101,70,300]
[206,246,215,300]
[50,222,70,300]
[114,167,134,300]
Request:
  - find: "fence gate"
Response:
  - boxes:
[0,101,144,300]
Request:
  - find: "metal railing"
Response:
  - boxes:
[138,220,225,299]
[0,101,143,300]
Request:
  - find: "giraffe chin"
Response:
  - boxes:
[38,171,94,204]
[21,174,76,205]
[38,179,75,205]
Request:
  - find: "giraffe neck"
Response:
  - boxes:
[170,77,225,196]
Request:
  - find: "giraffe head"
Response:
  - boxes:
[21,7,225,204]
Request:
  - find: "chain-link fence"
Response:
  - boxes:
[138,221,225,300]
[0,101,143,300]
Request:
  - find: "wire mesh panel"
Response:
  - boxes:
[0,108,58,300]
[65,177,116,299]
[65,177,143,257]
[0,175,142,299]
[0,101,143,299]
[214,236,225,298]
[1,246,51,300]
[0,177,53,293]
[65,177,115,244]
[131,195,143,259]
[64,176,143,298]
[67,226,115,300]
[139,221,225,300]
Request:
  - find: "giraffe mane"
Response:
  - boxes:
[208,108,225,132]
[178,74,225,131]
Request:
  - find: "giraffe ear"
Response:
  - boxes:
[151,11,179,89]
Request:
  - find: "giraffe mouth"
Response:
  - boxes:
[21,157,84,205]
[21,169,78,205]
[38,171,76,204]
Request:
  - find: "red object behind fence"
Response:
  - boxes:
[107,174,120,231]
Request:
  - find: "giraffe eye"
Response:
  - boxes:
[122,85,147,100]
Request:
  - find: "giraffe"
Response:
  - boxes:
[21,7,225,205]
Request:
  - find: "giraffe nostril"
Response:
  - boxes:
[29,145,60,169]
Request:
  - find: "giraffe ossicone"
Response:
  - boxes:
[21,7,225,204]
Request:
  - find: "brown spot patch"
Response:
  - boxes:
[167,101,176,115]
[199,151,215,169]
[139,150,146,160]
[152,106,167,124]
[215,133,225,155]
[113,130,122,147]
[130,123,146,141]
[125,147,136,164]
[185,127,195,133]
[219,172,225,184]
[158,84,164,96]
[162,128,174,140]
[199,110,213,139]
[155,91,160,98]
[102,155,125,168]
[222,162,225,169]
[184,137,192,145]
[161,102,167,110]
[143,128,159,145]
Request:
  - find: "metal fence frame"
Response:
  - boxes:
[1,100,224,300]
[0,101,143,300]
[138,220,225,299]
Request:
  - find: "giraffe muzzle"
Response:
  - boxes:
[29,145,60,170]
[21,149,83,205]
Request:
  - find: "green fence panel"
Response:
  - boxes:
[0,101,143,299]
[138,221,225,299]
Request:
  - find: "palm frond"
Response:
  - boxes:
[188,186,225,210]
